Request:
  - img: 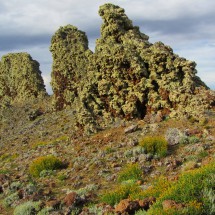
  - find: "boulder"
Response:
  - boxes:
[138,196,156,210]
[115,199,140,214]
[63,192,77,207]
[162,199,185,210]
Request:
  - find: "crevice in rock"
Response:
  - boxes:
[151,80,159,92]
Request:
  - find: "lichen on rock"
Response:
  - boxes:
[50,3,215,132]
[0,52,47,108]
[139,41,214,119]
[50,25,92,110]
[81,3,214,124]
[81,3,151,123]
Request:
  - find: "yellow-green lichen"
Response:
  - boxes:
[0,52,47,108]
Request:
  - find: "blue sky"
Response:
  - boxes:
[0,0,214,93]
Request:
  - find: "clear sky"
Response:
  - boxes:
[0,0,214,93]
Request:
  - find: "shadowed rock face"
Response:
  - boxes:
[50,3,215,132]
[50,25,92,110]
[0,53,47,107]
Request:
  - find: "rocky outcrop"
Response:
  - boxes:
[50,25,92,110]
[83,4,214,122]
[50,3,215,132]
[80,4,150,123]
[0,53,47,107]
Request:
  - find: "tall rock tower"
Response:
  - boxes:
[50,25,92,110]
[83,4,151,121]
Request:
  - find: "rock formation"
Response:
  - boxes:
[81,4,150,122]
[0,53,47,107]
[50,25,92,110]
[50,3,214,132]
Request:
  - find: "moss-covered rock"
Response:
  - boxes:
[50,25,92,110]
[50,3,215,132]
[81,4,214,125]
[139,41,214,119]
[82,4,150,122]
[0,53,47,107]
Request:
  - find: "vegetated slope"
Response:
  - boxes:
[0,99,214,214]
[0,3,215,215]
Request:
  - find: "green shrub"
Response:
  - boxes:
[146,161,215,214]
[25,183,37,195]
[0,169,11,174]
[180,135,200,145]
[29,155,63,177]
[105,146,115,154]
[197,150,209,159]
[74,184,99,196]
[100,163,142,206]
[139,136,168,157]
[147,202,202,215]
[13,201,41,215]
[188,136,200,144]
[4,192,19,207]
[10,181,22,192]
[37,207,53,215]
[57,173,68,181]
[130,176,171,200]
[87,204,103,215]
[134,209,147,215]
[179,136,189,145]
[202,174,215,215]
[117,163,142,183]
[100,183,141,206]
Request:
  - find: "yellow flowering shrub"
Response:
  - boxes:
[117,163,142,183]
[146,161,215,214]
[29,155,63,177]
[139,136,168,157]
[100,183,141,206]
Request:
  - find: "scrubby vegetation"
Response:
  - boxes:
[101,163,143,206]
[29,155,63,177]
[117,163,143,183]
[101,161,215,213]
[101,183,141,206]
[13,201,41,215]
[139,136,168,157]
[146,162,215,214]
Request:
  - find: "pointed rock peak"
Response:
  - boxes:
[97,3,149,45]
[98,4,135,38]
[48,4,214,133]
[99,3,132,27]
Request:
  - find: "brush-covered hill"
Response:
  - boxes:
[0,3,215,215]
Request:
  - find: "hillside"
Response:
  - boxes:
[0,3,215,215]
[0,98,214,215]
